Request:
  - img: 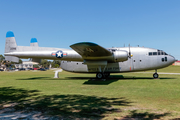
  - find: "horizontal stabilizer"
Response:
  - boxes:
[5,56,19,63]
[31,58,41,63]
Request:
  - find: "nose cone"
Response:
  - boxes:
[168,55,176,65]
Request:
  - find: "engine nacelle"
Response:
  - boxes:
[113,50,128,62]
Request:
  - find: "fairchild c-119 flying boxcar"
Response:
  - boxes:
[4,31,175,79]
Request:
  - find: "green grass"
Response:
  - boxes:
[0,66,180,119]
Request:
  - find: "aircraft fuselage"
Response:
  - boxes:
[60,47,175,73]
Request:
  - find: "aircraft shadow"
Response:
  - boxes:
[17,77,51,80]
[17,75,175,86]
[0,87,132,119]
[109,75,175,80]
[67,75,175,85]
[17,76,174,81]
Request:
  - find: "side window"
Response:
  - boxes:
[149,52,152,56]
[162,58,164,62]
[165,57,167,61]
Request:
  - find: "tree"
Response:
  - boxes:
[0,55,5,62]
[19,59,22,64]
[39,59,51,68]
[51,60,61,68]
[33,64,39,68]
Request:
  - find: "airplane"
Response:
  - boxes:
[4,31,175,79]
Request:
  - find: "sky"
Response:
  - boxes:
[0,0,180,59]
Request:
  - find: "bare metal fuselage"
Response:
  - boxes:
[5,46,175,73]
[60,47,175,73]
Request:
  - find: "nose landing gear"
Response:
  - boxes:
[96,72,103,79]
[96,72,110,79]
[153,70,159,79]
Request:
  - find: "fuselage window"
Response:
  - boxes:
[158,52,161,55]
[165,57,167,61]
[162,58,164,62]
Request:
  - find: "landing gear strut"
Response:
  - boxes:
[153,70,159,79]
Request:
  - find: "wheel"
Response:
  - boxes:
[104,73,110,78]
[153,73,159,79]
[96,72,104,79]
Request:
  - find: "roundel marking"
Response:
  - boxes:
[56,50,63,58]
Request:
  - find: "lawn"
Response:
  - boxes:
[0,66,180,119]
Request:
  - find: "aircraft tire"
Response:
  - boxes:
[96,72,104,79]
[153,73,159,79]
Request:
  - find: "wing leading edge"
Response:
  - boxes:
[70,42,112,59]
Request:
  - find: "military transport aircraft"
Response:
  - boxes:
[4,31,175,79]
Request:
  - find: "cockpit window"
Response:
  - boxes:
[149,52,152,56]
[153,52,157,55]
[148,50,168,56]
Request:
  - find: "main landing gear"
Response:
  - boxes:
[96,72,110,79]
[153,69,159,79]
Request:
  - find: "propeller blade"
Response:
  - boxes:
[129,44,131,58]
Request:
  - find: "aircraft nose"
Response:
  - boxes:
[169,55,176,65]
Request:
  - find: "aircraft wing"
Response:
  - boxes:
[70,42,112,58]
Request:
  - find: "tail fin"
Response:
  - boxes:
[4,31,19,63]
[30,38,39,47]
[30,38,41,63]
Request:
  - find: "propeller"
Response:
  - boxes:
[129,44,131,58]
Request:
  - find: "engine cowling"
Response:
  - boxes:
[113,50,128,62]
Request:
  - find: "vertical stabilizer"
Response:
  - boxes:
[30,38,41,63]
[30,38,39,47]
[4,31,19,63]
